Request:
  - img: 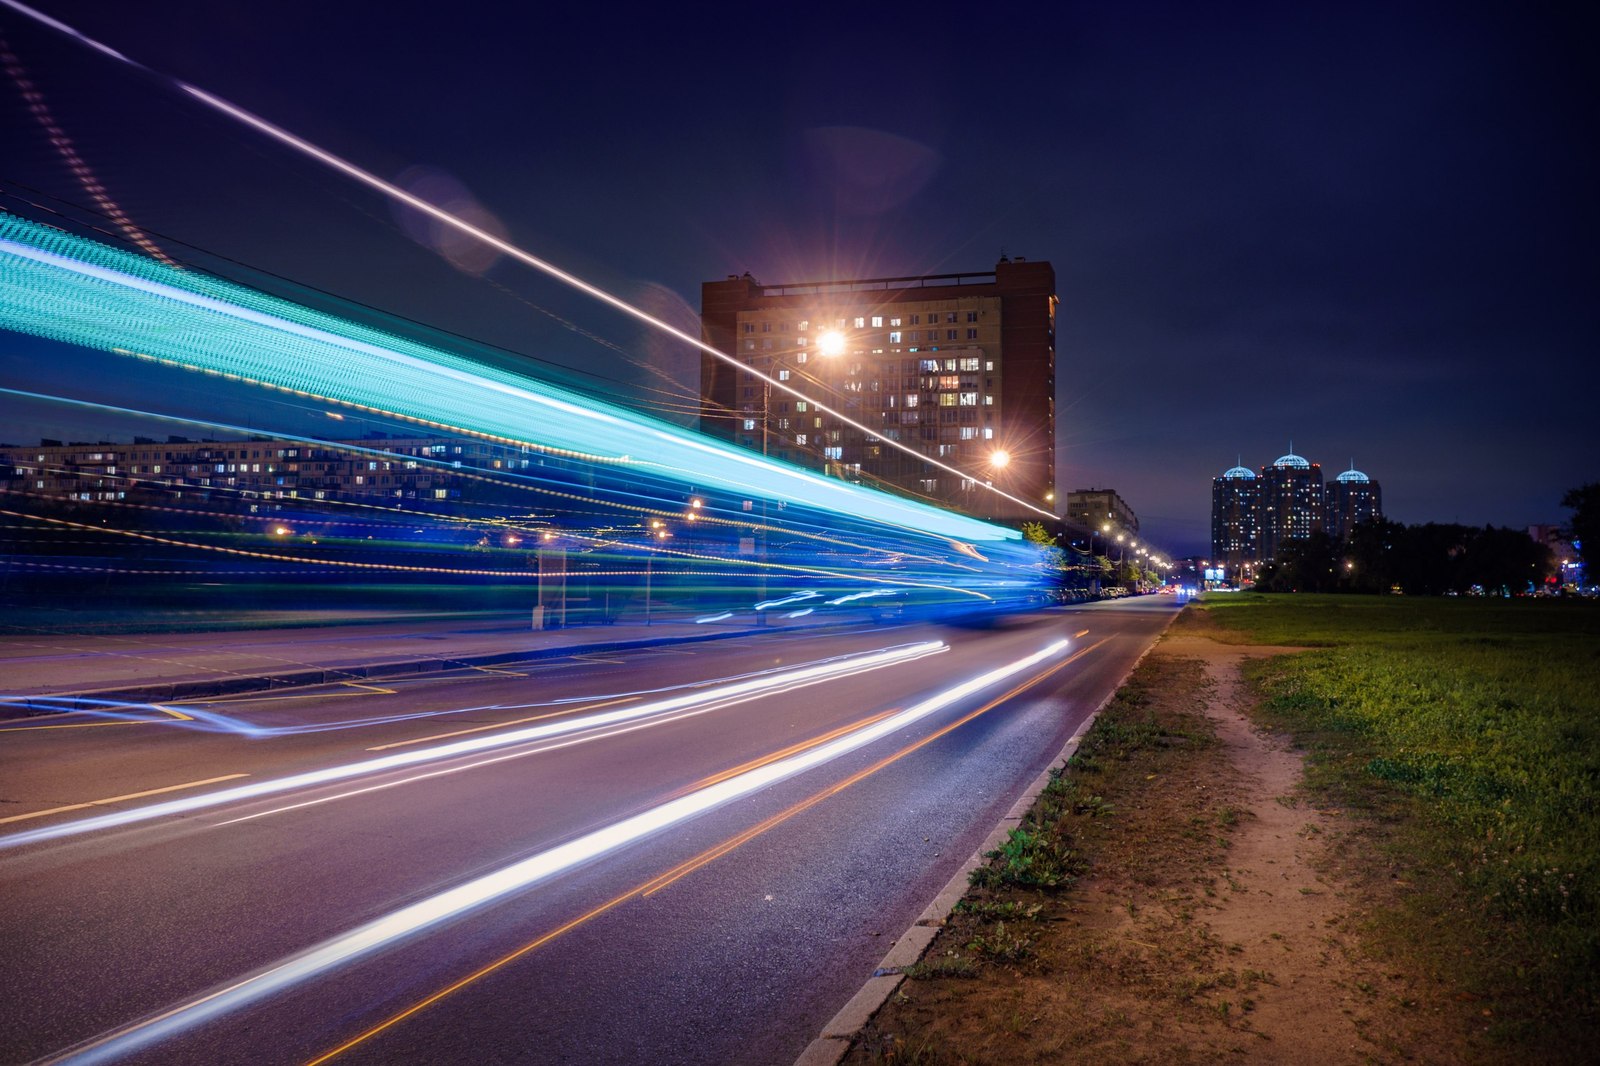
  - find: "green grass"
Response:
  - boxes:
[1194,593,1600,1054]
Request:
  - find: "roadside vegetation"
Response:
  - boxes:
[845,650,1255,1064]
[1197,593,1599,1053]
[845,594,1597,1064]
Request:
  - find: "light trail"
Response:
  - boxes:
[0,216,1021,546]
[2,0,1051,520]
[0,774,248,826]
[306,638,1109,1064]
[39,638,1071,1066]
[0,641,944,852]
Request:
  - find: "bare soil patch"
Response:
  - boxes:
[843,624,1480,1064]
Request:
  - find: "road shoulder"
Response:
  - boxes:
[832,619,1473,1064]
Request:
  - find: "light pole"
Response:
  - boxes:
[645,523,668,627]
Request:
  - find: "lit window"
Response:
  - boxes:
[796,401,808,412]
[888,331,901,343]
[889,317,902,327]
[796,434,808,445]
[984,394,995,405]
[777,369,790,380]
[939,394,958,407]
[854,316,866,328]
[798,320,809,331]
[743,419,757,430]
[959,392,978,406]
[871,316,883,327]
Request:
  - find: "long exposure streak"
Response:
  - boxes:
[41,639,1071,1066]
[0,642,944,851]
[0,0,1051,519]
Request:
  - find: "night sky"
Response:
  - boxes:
[2,1,1594,556]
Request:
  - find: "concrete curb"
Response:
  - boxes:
[795,611,1181,1066]
[1,623,831,714]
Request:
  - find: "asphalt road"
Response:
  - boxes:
[0,597,1177,1065]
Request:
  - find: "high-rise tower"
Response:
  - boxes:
[1211,463,1260,576]
[1257,450,1324,560]
[1325,463,1382,541]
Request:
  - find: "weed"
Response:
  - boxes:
[953,899,1044,923]
[902,954,977,980]
[980,825,1085,889]
[967,922,1033,961]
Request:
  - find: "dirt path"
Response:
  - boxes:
[1159,634,1421,1062]
[845,630,1469,1064]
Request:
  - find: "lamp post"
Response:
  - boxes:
[645,523,668,627]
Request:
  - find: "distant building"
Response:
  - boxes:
[1324,464,1382,542]
[699,258,1057,521]
[1210,464,1260,578]
[1066,487,1138,535]
[0,434,559,510]
[1257,451,1325,562]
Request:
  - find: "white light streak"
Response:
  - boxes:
[0,0,1053,519]
[43,638,1070,1065]
[0,642,943,852]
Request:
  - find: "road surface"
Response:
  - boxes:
[0,598,1176,1065]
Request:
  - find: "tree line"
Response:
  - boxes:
[1252,482,1596,596]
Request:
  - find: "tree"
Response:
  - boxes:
[1460,525,1551,595]
[1256,531,1342,592]
[1561,483,1600,579]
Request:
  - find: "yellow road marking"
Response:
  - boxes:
[0,703,193,731]
[171,681,397,706]
[306,639,1108,1064]
[0,773,249,825]
[568,654,626,664]
[468,666,527,677]
[364,696,640,751]
[663,706,904,800]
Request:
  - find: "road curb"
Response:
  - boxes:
[0,623,836,715]
[794,609,1181,1066]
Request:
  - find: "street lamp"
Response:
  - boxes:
[816,329,847,358]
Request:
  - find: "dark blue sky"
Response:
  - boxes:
[2,1,1594,555]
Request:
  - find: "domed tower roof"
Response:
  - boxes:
[1335,467,1370,483]
[1272,453,1310,469]
[1221,465,1255,480]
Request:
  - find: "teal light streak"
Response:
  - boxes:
[0,214,1017,545]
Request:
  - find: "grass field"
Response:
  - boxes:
[1195,593,1599,1053]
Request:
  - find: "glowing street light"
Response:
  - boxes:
[816,329,846,358]
[989,449,1011,470]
